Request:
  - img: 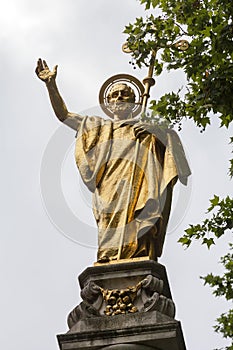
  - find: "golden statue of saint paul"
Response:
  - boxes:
[36,58,191,263]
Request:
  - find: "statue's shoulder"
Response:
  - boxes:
[166,128,183,145]
[85,115,111,125]
[81,115,112,133]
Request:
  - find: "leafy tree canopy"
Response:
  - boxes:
[124,0,233,173]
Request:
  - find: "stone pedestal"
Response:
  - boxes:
[57,260,186,350]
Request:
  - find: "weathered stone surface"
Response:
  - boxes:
[67,260,176,329]
[57,261,186,350]
[58,310,186,350]
[102,345,156,349]
[79,260,172,299]
[104,344,157,350]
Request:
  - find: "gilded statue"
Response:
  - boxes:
[36,58,191,263]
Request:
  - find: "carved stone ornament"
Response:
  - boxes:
[101,283,141,316]
[67,275,175,328]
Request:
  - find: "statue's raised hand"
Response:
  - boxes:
[35,58,58,83]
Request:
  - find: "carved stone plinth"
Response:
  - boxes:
[57,260,187,350]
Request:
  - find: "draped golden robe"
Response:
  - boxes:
[75,116,191,261]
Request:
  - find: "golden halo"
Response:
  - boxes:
[99,74,145,118]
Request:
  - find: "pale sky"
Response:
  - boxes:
[1,1,232,349]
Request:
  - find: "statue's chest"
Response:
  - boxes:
[112,123,135,140]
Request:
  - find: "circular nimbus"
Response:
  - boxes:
[99,74,145,118]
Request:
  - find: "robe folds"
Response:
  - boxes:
[75,116,191,261]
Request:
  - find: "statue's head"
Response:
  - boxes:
[107,83,136,120]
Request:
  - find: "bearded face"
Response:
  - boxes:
[107,83,136,119]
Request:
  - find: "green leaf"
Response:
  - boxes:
[178,236,191,247]
[202,237,215,249]
[210,195,220,206]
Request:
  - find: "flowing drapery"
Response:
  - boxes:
[75,116,191,261]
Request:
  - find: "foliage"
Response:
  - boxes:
[124,0,233,348]
[178,195,233,348]
[203,245,233,349]
[178,195,233,349]
[124,0,233,175]
[202,245,233,301]
[178,196,233,248]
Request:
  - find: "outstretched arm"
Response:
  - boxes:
[35,59,81,129]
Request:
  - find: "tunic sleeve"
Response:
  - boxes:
[75,116,113,192]
[63,113,83,131]
[167,130,192,185]
[160,129,191,194]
